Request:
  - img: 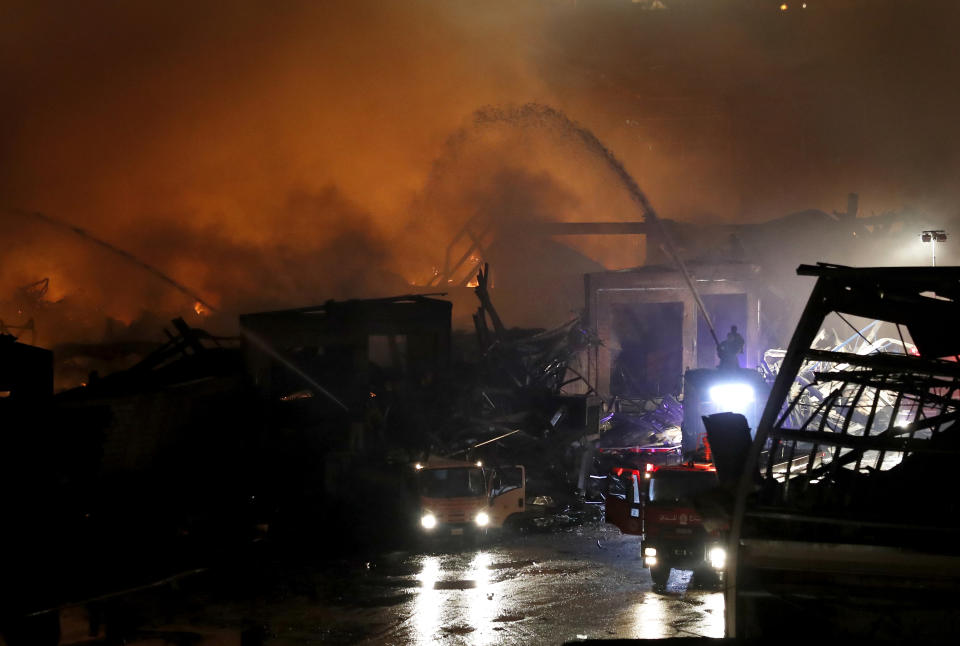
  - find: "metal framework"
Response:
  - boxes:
[728,263,960,641]
[430,214,650,287]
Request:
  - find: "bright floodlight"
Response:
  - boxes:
[709,546,727,569]
[921,230,947,266]
[709,383,755,412]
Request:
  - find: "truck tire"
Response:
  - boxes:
[650,564,670,588]
[694,568,722,590]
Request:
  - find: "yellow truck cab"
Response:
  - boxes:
[415,457,525,538]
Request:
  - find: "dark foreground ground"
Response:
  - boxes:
[40,523,723,645]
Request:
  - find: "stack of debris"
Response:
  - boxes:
[760,318,921,434]
[471,263,595,397]
[596,396,683,451]
[426,264,602,506]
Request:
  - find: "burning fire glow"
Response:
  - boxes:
[194,301,209,317]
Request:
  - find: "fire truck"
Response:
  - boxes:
[605,459,727,587]
[414,457,526,539]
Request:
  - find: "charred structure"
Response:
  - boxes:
[240,295,451,453]
[0,333,53,399]
[0,298,456,641]
[727,264,960,642]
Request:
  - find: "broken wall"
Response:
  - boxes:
[585,263,760,401]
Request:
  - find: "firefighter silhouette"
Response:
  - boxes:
[717,325,744,370]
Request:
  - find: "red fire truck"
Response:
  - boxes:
[606,460,727,587]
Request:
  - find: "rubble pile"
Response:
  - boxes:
[427,264,602,508]
[596,396,683,450]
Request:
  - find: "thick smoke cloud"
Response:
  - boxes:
[1,0,545,345]
[2,0,959,350]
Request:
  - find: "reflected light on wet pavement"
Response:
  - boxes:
[63,525,725,644]
[413,555,442,643]
[633,593,674,640]
[467,552,499,645]
[631,570,725,639]
[411,551,501,645]
[400,530,726,644]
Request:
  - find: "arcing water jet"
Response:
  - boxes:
[434,102,721,346]
[7,208,219,314]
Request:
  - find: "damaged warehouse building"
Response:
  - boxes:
[25,195,953,502]
[3,191,960,641]
[428,211,770,495]
[582,261,765,456]
[3,194,952,507]
[421,192,960,510]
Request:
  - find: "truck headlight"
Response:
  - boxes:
[475,511,490,527]
[421,513,437,529]
[644,555,657,567]
[708,546,726,569]
[644,547,657,557]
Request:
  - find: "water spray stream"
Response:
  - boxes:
[241,328,349,412]
[7,208,219,314]
[469,104,721,348]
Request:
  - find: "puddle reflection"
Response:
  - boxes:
[631,571,725,639]
[413,556,442,643]
[410,551,502,645]
[632,592,673,639]
[699,588,725,636]
[467,551,499,645]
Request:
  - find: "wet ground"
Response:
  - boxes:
[54,523,724,645]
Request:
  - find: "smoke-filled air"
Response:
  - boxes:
[3,0,960,351]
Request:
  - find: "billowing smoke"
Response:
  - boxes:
[2,0,959,352]
[1,0,546,345]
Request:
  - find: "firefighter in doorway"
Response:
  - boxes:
[717,325,744,370]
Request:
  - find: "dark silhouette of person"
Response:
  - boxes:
[717,325,745,370]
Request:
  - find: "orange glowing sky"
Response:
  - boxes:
[2,0,959,343]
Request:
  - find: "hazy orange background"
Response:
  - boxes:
[2,0,958,346]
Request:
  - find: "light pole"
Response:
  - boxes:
[921,230,947,266]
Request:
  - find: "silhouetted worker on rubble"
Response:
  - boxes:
[717,325,744,370]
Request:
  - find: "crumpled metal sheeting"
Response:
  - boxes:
[596,395,683,449]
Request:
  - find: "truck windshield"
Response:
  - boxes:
[649,470,718,503]
[420,468,486,498]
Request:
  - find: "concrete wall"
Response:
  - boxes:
[585,264,760,400]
